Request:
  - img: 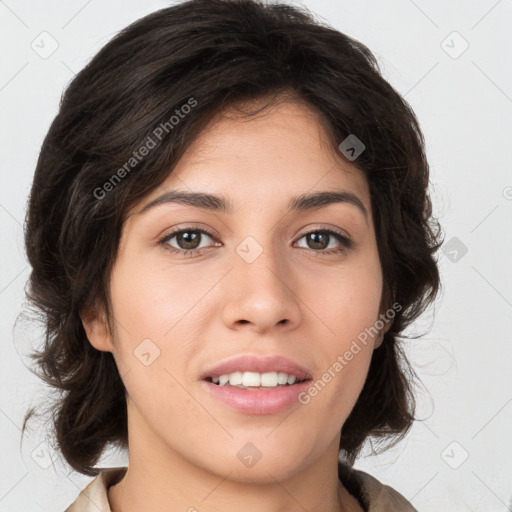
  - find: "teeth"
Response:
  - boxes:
[243,371,261,387]
[211,371,302,388]
[228,371,243,386]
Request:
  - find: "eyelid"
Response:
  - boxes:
[300,224,352,241]
[157,224,352,244]
[157,223,221,243]
[297,225,354,252]
[157,223,355,259]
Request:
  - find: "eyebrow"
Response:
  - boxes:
[138,189,368,220]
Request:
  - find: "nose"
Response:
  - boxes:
[220,241,302,334]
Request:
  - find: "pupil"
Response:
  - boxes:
[179,231,200,249]
[309,232,328,250]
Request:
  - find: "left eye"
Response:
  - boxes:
[158,227,352,256]
[295,230,352,252]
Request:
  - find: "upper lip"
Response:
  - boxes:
[200,354,313,381]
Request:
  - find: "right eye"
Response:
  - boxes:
[158,227,220,257]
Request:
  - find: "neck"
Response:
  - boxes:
[107,403,363,512]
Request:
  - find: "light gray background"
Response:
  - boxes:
[1,0,511,510]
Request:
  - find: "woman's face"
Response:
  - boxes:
[85,99,386,482]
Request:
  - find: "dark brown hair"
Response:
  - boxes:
[21,0,443,476]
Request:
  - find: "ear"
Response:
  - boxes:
[80,306,115,353]
[374,315,393,349]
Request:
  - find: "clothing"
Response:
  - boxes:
[65,461,418,512]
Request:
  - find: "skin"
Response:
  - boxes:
[82,97,391,512]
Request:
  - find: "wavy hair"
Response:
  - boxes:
[21,0,443,476]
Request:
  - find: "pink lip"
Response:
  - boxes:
[199,354,313,381]
[201,379,311,415]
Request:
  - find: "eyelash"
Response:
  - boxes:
[157,225,353,257]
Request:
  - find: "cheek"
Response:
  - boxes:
[107,261,200,426]
[107,251,215,393]
[310,250,383,343]
[109,251,205,342]
[301,250,382,419]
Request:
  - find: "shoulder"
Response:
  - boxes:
[338,461,418,512]
[64,467,127,512]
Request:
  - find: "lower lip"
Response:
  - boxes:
[201,379,311,415]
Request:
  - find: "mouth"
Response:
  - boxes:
[203,371,312,390]
[199,354,314,414]
[201,376,312,415]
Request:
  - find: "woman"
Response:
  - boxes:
[22,0,442,510]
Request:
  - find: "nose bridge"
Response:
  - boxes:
[221,228,301,330]
[230,205,286,280]
[234,231,289,297]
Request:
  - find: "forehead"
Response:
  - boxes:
[179,98,349,173]
[131,98,371,221]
